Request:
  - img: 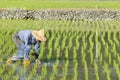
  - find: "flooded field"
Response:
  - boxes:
[0,19,120,80]
[0,60,119,80]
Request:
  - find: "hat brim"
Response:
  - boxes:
[32,30,46,42]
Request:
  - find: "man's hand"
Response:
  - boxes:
[35,59,41,64]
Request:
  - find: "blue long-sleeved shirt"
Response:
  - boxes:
[18,30,40,54]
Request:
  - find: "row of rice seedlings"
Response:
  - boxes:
[56,47,61,59]
[101,31,106,46]
[1,19,120,80]
[85,31,93,64]
[75,32,80,49]
[100,32,110,64]
[103,62,111,80]
[81,32,87,64]
[97,31,120,65]
[89,32,94,64]
[97,33,102,64]
[109,32,119,64]
[113,32,119,46]
[39,42,46,59]
[73,60,78,80]
[70,32,80,60]
[84,61,88,80]
[19,66,27,80]
[94,61,99,80]
[107,31,113,45]
[61,60,69,80]
[107,31,118,65]
[108,21,115,31]
[0,65,17,80]
[49,59,59,80]
[117,53,120,65]
[113,60,120,80]
[61,32,68,50]
[66,32,72,50]
[46,32,55,60]
[38,64,47,80]
[54,34,61,50]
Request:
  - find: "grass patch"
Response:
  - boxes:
[0,1,120,9]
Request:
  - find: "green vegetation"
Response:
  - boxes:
[0,1,120,9]
[0,0,120,79]
[0,19,120,79]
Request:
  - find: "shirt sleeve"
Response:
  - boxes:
[34,41,40,54]
[24,33,29,47]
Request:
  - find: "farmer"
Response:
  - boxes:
[6,29,47,65]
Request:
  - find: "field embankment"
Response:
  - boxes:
[0,9,120,20]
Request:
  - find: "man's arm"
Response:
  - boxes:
[24,32,32,50]
[34,41,40,54]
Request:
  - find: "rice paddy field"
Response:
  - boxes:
[0,0,120,80]
[0,19,120,80]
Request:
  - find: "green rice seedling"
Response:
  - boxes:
[87,20,91,29]
[68,34,73,50]
[117,54,120,64]
[113,60,117,68]
[89,32,94,48]
[94,61,99,80]
[49,73,54,80]
[65,47,69,59]
[108,53,112,65]
[82,32,86,49]
[73,60,78,80]
[56,47,60,59]
[47,34,54,50]
[73,47,77,60]
[61,60,69,80]
[105,43,109,57]
[14,75,19,80]
[84,61,88,80]
[53,59,59,75]
[108,31,112,45]
[105,21,111,31]
[39,44,45,59]
[97,38,102,64]
[111,43,117,59]
[108,20,115,31]
[101,32,106,46]
[61,33,67,50]
[89,47,94,64]
[99,20,104,31]
[113,32,119,46]
[103,62,111,80]
[54,35,60,50]
[113,60,119,80]
[115,64,120,80]
[81,47,86,64]
[37,64,47,80]
[47,48,53,60]
[49,59,59,80]
[75,33,80,49]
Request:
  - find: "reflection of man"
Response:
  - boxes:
[7,29,47,65]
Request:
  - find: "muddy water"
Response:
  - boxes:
[0,60,118,80]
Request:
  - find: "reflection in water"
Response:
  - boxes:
[0,60,118,80]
